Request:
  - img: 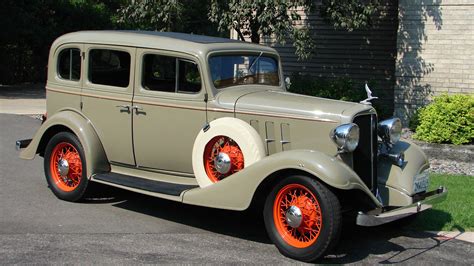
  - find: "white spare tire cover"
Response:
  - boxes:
[192,117,265,188]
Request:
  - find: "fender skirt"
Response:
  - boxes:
[182,149,382,210]
[20,110,109,178]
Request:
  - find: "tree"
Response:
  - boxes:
[117,0,184,31]
[209,0,315,60]
[117,1,382,61]
[117,0,220,36]
[209,0,382,60]
[0,0,120,84]
[320,0,381,31]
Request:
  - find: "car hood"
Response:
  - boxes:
[216,88,371,123]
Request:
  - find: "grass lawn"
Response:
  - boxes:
[407,173,474,232]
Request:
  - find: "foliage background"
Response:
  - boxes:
[413,94,474,145]
[1,0,381,86]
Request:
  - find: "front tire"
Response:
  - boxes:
[263,175,341,262]
[44,132,88,202]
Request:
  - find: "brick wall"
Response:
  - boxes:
[395,0,474,124]
[231,1,399,114]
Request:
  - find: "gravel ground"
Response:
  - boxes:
[402,129,473,176]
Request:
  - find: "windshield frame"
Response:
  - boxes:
[206,50,283,93]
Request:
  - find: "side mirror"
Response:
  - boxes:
[284,77,291,90]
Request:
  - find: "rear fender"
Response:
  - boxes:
[182,149,382,210]
[20,110,109,178]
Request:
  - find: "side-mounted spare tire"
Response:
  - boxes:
[192,117,266,188]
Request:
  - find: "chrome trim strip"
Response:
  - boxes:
[236,109,338,123]
[133,99,206,111]
[356,187,448,226]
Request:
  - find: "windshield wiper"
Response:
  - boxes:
[248,51,263,72]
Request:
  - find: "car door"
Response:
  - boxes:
[81,45,136,165]
[132,49,206,174]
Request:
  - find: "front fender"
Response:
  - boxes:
[377,140,430,206]
[182,149,382,210]
[20,110,109,178]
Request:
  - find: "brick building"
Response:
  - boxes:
[394,0,474,123]
[233,0,474,124]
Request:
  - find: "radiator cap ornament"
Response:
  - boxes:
[360,82,378,105]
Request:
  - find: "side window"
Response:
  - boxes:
[58,48,81,81]
[142,54,201,94]
[143,54,176,92]
[178,59,201,93]
[89,49,131,88]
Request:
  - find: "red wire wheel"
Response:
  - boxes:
[273,184,323,248]
[203,135,244,183]
[49,142,83,192]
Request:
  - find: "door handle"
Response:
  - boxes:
[115,105,130,112]
[131,105,143,111]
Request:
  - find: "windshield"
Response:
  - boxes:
[209,54,279,89]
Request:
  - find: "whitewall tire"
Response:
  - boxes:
[192,117,265,188]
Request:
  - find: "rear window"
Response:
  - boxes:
[57,48,81,81]
[89,49,131,88]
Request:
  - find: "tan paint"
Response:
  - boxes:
[182,149,383,210]
[21,31,436,211]
[132,48,207,173]
[378,140,430,197]
[20,110,109,178]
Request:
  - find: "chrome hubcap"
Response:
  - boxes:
[285,206,303,228]
[58,158,69,177]
[214,152,231,174]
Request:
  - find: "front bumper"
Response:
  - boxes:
[356,186,447,226]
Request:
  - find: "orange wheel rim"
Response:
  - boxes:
[49,142,82,192]
[203,136,244,183]
[273,184,323,248]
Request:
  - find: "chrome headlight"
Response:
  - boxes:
[378,118,402,144]
[330,123,360,152]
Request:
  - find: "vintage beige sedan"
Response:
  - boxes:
[17,31,447,262]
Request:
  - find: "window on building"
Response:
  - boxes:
[58,48,81,81]
[142,54,201,94]
[89,49,131,88]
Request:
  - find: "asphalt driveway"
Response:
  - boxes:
[1,114,472,264]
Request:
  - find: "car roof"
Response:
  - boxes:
[51,30,278,56]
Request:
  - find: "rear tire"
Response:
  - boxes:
[263,175,341,262]
[44,132,88,202]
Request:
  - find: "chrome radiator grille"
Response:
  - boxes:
[352,114,378,192]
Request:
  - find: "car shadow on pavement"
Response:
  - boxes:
[321,221,456,264]
[83,184,456,263]
[110,187,272,243]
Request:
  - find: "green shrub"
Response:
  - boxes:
[408,108,420,132]
[413,94,474,145]
[288,74,366,102]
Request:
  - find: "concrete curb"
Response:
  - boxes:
[428,231,474,244]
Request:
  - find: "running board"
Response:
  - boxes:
[93,172,198,196]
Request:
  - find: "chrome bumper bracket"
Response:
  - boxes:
[356,186,447,227]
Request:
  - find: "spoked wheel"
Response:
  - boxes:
[264,175,341,262]
[49,142,82,191]
[203,135,244,183]
[273,184,323,248]
[44,132,88,202]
